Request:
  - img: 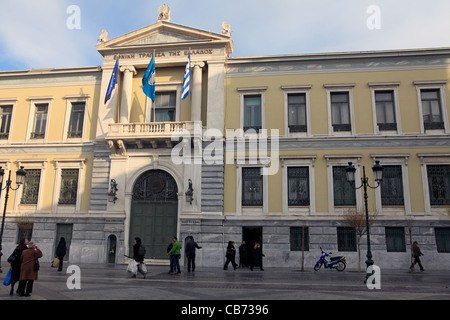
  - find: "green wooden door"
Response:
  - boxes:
[130,201,177,259]
[130,170,178,260]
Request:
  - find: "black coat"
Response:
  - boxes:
[133,243,144,262]
[56,241,67,257]
[10,246,26,281]
[185,240,201,258]
[253,247,264,266]
[226,242,236,258]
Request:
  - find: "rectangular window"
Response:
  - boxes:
[375,90,397,131]
[31,103,48,139]
[385,227,406,252]
[288,93,307,133]
[152,91,176,122]
[58,169,79,205]
[435,227,450,253]
[337,227,356,251]
[67,102,85,138]
[427,165,450,206]
[331,92,351,132]
[242,167,263,206]
[243,95,262,133]
[287,167,310,206]
[20,169,41,205]
[0,105,12,140]
[290,227,309,251]
[333,166,356,206]
[421,89,444,130]
[380,165,404,206]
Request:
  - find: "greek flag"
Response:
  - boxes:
[104,58,118,104]
[142,55,156,101]
[181,53,190,100]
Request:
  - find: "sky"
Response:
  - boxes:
[1,0,450,71]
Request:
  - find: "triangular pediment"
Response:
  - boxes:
[97,21,233,55]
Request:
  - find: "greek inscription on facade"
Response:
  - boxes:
[112,49,214,60]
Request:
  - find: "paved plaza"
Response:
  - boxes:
[1,263,449,301]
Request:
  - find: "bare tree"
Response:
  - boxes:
[343,209,378,272]
[16,212,34,242]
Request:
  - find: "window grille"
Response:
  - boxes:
[333,166,356,206]
[337,227,357,251]
[58,169,79,205]
[290,227,309,251]
[21,169,41,205]
[435,227,450,253]
[242,167,263,206]
[385,227,406,252]
[380,165,404,206]
[288,167,310,206]
[427,165,450,205]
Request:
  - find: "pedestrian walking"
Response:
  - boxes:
[8,238,28,295]
[409,241,424,272]
[223,241,238,270]
[239,241,248,268]
[17,240,42,297]
[55,237,67,272]
[167,236,181,275]
[250,242,264,271]
[132,237,147,278]
[185,236,202,272]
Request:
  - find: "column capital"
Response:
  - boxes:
[192,62,205,69]
[119,65,137,75]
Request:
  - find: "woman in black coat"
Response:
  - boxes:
[55,237,67,271]
[9,238,28,295]
[223,241,238,270]
[250,242,264,271]
[132,237,146,278]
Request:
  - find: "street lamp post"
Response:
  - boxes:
[345,160,383,282]
[0,166,26,273]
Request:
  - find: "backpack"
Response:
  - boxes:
[138,245,146,257]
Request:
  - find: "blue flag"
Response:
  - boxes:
[181,53,190,100]
[142,55,155,101]
[104,58,118,104]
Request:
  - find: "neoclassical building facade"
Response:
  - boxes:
[0,8,449,269]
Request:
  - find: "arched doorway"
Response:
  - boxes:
[107,234,117,263]
[129,169,178,260]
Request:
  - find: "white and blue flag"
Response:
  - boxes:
[142,54,156,101]
[181,53,190,100]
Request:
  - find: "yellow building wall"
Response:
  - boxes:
[225,68,450,135]
[223,67,450,215]
[0,82,99,213]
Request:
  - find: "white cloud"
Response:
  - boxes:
[0,1,95,69]
[1,0,450,70]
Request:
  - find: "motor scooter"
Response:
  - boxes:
[313,247,346,271]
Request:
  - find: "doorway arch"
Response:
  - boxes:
[107,234,117,263]
[129,169,178,260]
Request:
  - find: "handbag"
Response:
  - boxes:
[2,268,12,286]
[33,252,40,271]
[51,257,60,268]
[7,251,17,264]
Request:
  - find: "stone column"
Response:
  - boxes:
[191,62,205,122]
[206,61,225,131]
[119,65,136,123]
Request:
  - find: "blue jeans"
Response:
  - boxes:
[169,254,181,273]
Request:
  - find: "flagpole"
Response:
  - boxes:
[152,49,156,123]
